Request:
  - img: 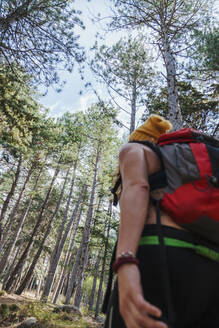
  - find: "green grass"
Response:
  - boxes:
[0,289,6,296]
[0,302,101,328]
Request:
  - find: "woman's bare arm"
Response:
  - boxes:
[117,143,167,328]
[117,143,150,257]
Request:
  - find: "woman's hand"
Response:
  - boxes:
[117,264,168,328]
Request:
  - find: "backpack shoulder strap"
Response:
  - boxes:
[111,175,122,206]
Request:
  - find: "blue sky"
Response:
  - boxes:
[39,0,119,118]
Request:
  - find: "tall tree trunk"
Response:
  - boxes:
[87,195,104,310]
[130,77,137,134]
[160,32,182,129]
[52,203,84,304]
[65,143,101,305]
[88,251,101,311]
[2,239,23,290]
[0,162,35,252]
[0,167,43,277]
[15,169,70,295]
[95,201,112,318]
[0,156,22,239]
[74,248,89,308]
[4,165,60,293]
[41,183,86,302]
[54,163,77,252]
[36,276,43,299]
[28,275,35,291]
[41,154,80,302]
[35,256,47,299]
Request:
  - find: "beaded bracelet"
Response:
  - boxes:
[117,251,135,259]
[112,255,139,274]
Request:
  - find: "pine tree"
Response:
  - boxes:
[0,1,85,86]
[91,37,154,133]
[109,0,213,128]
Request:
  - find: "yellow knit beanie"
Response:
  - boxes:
[129,114,172,143]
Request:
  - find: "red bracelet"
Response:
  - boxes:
[112,256,139,273]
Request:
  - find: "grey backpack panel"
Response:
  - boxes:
[160,144,200,194]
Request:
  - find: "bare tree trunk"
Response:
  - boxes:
[35,256,48,299]
[52,270,66,304]
[87,195,104,310]
[0,167,43,277]
[88,252,101,311]
[95,201,112,318]
[160,32,182,129]
[15,169,70,295]
[41,155,80,302]
[2,239,23,290]
[0,156,22,239]
[4,165,60,293]
[0,162,35,253]
[13,258,27,292]
[52,203,84,304]
[65,143,101,305]
[36,276,43,299]
[41,183,86,302]
[28,275,35,291]
[73,248,89,308]
[130,78,137,134]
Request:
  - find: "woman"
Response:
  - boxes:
[104,115,219,328]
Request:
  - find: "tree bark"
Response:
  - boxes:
[73,248,89,308]
[95,201,112,318]
[36,276,43,299]
[65,143,101,305]
[0,167,43,277]
[0,162,35,253]
[41,183,86,302]
[4,164,60,293]
[28,275,35,291]
[160,30,182,129]
[88,251,101,311]
[130,77,137,134]
[15,168,70,295]
[87,195,104,310]
[2,239,23,290]
[52,202,84,304]
[0,156,22,239]
[41,154,80,301]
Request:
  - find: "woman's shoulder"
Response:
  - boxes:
[119,142,159,159]
[119,142,153,155]
[119,142,161,175]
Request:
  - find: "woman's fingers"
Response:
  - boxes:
[136,294,162,318]
[131,294,168,328]
[118,265,168,327]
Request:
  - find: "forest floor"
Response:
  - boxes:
[0,293,103,328]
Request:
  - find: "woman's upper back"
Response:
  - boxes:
[119,142,184,229]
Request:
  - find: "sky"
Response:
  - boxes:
[39,0,120,118]
[39,0,219,130]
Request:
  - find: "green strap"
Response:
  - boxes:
[139,236,219,263]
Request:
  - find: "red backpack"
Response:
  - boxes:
[154,128,219,244]
[112,128,219,244]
